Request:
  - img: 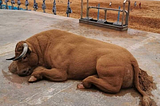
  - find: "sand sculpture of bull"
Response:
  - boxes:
[7,29,153,106]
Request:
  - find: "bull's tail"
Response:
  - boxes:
[132,60,153,106]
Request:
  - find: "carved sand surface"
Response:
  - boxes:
[0,10,160,106]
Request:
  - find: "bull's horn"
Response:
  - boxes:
[6,43,28,61]
[6,56,16,60]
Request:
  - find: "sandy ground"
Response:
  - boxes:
[6,0,160,33]
[0,10,160,106]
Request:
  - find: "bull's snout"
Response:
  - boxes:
[18,68,32,76]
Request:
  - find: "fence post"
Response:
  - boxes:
[86,0,89,17]
[0,0,3,9]
[66,0,72,17]
[122,1,125,26]
[81,0,83,19]
[33,0,38,11]
[104,10,107,20]
[11,0,15,10]
[126,0,130,25]
[42,0,46,13]
[5,0,8,9]
[97,4,100,20]
[17,0,21,10]
[117,6,120,23]
[25,0,29,10]
[52,0,56,15]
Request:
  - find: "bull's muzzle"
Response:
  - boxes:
[18,67,32,76]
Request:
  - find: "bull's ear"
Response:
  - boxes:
[29,47,32,52]
[26,47,32,55]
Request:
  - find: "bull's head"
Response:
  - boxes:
[6,41,38,76]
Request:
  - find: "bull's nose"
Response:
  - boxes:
[19,68,32,76]
[19,70,28,76]
[22,70,28,75]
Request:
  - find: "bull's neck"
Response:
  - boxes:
[26,38,48,68]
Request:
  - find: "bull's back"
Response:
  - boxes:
[27,29,131,54]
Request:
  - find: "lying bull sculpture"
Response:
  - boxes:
[7,29,153,106]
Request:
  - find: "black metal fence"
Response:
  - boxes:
[0,0,72,17]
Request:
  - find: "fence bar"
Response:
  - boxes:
[33,0,38,11]
[42,0,46,13]
[122,2,125,26]
[97,4,100,20]
[89,6,123,12]
[117,6,120,22]
[104,10,107,20]
[52,0,56,15]
[81,0,83,19]
[17,0,21,10]
[0,0,2,9]
[126,1,130,25]
[25,0,29,10]
[86,0,89,17]
[79,0,130,31]
[5,0,8,9]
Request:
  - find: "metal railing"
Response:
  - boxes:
[80,0,130,30]
[0,0,72,17]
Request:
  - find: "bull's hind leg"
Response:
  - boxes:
[28,66,67,82]
[78,67,124,93]
[78,75,121,93]
[78,56,125,93]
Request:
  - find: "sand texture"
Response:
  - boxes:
[7,0,160,33]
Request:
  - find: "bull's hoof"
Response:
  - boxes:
[77,83,85,89]
[28,76,37,82]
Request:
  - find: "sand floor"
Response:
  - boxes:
[5,0,160,33]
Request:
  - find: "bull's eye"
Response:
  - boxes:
[23,56,26,59]
[22,56,27,61]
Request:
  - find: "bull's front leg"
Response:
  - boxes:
[28,66,68,82]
